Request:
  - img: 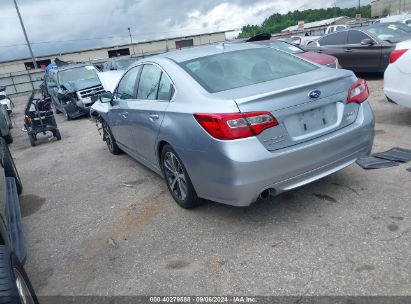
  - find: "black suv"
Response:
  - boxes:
[46,64,104,120]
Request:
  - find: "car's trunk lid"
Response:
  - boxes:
[226,68,359,151]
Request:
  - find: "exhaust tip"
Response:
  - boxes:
[259,188,275,200]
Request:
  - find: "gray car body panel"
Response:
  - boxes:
[91,43,375,206]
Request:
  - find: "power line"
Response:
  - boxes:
[0,24,243,48]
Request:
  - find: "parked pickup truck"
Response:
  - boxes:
[46,64,105,120]
[0,137,38,303]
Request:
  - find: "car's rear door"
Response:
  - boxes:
[128,64,173,165]
[108,66,141,150]
[311,31,349,66]
[343,30,382,72]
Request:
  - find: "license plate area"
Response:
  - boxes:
[283,103,338,140]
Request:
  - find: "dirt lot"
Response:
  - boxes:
[9,76,411,296]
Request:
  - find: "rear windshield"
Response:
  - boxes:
[180,48,318,93]
[116,58,138,69]
[269,41,304,54]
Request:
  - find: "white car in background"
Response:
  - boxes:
[384,40,411,109]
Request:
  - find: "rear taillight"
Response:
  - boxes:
[348,79,369,104]
[194,112,278,140]
[389,49,408,64]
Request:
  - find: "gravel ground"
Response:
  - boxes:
[8,75,411,296]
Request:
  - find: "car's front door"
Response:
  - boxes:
[343,30,382,72]
[108,66,141,150]
[128,64,173,166]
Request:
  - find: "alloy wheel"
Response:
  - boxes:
[103,124,114,152]
[163,151,187,201]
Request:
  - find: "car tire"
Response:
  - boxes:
[0,246,38,304]
[3,141,23,195]
[102,120,121,155]
[28,134,35,147]
[161,144,201,209]
[4,134,13,145]
[53,129,61,141]
[53,102,62,114]
[64,109,71,121]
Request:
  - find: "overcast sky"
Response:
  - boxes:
[0,0,371,62]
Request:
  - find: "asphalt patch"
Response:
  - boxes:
[19,194,46,217]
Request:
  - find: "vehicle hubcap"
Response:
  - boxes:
[14,269,35,304]
[164,152,187,201]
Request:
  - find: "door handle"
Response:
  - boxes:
[317,50,323,53]
[345,49,352,53]
[121,112,128,118]
[149,113,159,120]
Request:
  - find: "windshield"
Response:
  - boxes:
[269,41,304,54]
[58,66,98,84]
[116,58,138,69]
[367,23,411,41]
[180,48,318,93]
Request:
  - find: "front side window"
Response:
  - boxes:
[347,30,371,44]
[137,65,162,100]
[180,48,318,93]
[116,66,141,100]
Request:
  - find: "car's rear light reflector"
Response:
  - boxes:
[194,112,278,140]
[348,79,369,104]
[389,49,408,64]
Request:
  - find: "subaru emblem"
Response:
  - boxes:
[308,90,321,99]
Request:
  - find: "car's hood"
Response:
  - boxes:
[63,78,101,92]
[97,71,124,93]
[298,51,336,65]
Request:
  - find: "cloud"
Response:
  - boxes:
[0,0,369,62]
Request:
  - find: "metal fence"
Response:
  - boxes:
[0,70,43,96]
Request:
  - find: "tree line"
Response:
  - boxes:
[238,5,372,38]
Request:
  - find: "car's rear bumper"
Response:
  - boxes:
[180,101,374,207]
[384,64,411,109]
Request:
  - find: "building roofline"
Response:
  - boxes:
[0,30,232,64]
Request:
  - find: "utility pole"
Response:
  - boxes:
[128,27,135,56]
[358,0,361,13]
[13,0,37,69]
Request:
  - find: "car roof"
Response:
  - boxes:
[155,43,264,63]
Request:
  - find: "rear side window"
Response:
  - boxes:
[180,48,318,93]
[347,30,371,44]
[137,65,162,100]
[320,31,348,45]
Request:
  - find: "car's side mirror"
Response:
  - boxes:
[99,91,114,104]
[361,38,374,46]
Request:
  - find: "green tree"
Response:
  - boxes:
[238,5,371,38]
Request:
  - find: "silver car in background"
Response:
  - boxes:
[91,43,375,208]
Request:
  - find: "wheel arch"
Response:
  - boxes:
[157,140,169,169]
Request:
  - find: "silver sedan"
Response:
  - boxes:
[91,43,375,208]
